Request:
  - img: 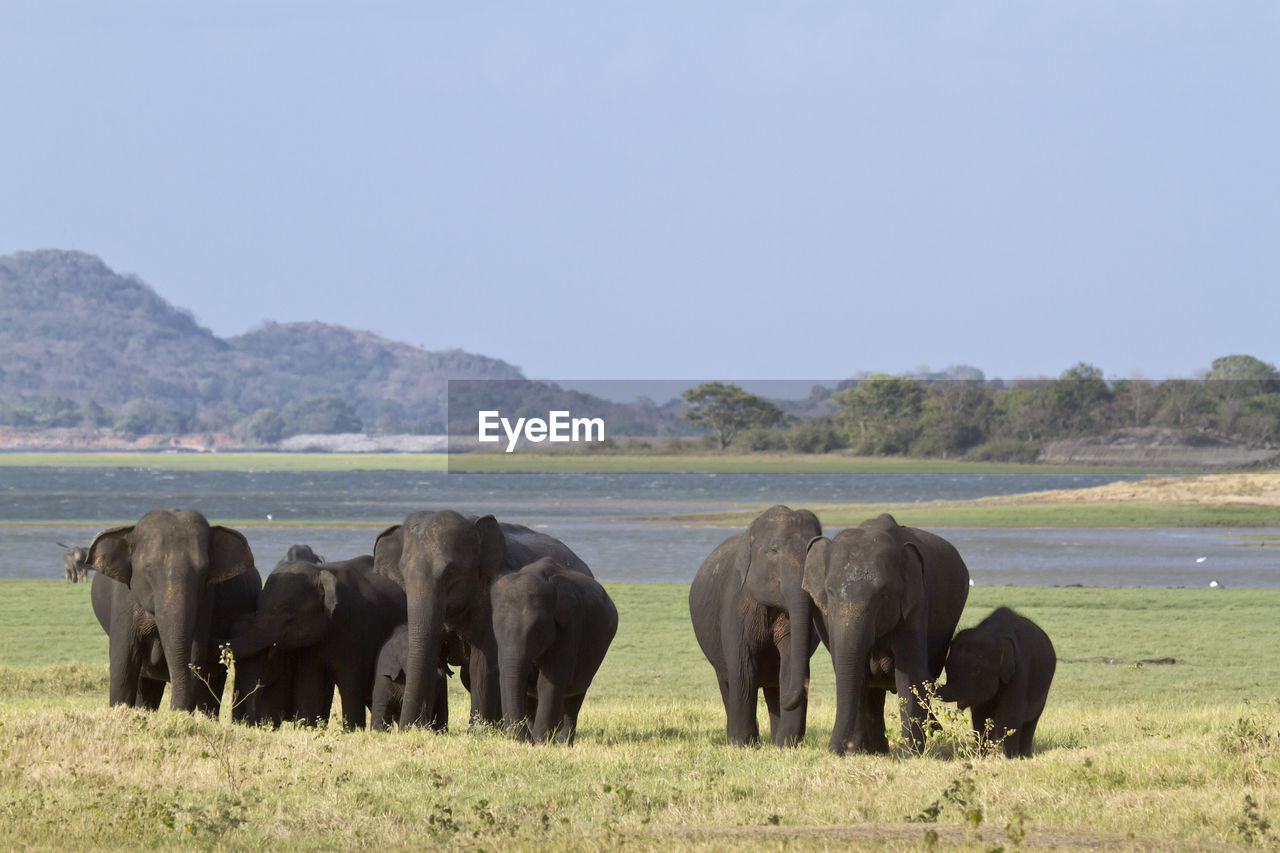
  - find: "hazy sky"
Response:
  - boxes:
[3,3,1276,382]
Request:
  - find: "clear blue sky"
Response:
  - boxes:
[3,3,1276,382]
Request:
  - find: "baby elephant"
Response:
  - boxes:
[938,607,1056,758]
[60,544,90,582]
[370,625,468,731]
[491,557,618,744]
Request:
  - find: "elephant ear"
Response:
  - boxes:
[801,536,830,614]
[88,525,134,586]
[733,526,755,587]
[474,515,507,580]
[998,635,1018,683]
[899,542,926,623]
[373,525,405,584]
[317,570,339,617]
[209,526,254,584]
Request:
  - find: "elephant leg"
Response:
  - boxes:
[722,665,760,747]
[770,631,805,747]
[856,688,890,754]
[763,682,781,742]
[1019,715,1041,758]
[721,616,762,746]
[765,686,806,747]
[999,724,1021,759]
[553,693,587,746]
[136,676,166,710]
[532,637,581,744]
[468,643,502,727]
[108,633,144,708]
[336,672,368,732]
[430,676,449,731]
[292,658,333,727]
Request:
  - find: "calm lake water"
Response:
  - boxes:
[2,467,1276,587]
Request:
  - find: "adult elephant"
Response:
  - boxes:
[803,514,970,755]
[92,563,262,714]
[373,509,592,729]
[689,505,822,746]
[228,555,406,729]
[88,509,255,712]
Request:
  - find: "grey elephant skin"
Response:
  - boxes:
[60,544,90,582]
[804,513,970,755]
[689,505,822,746]
[230,555,406,729]
[369,625,467,731]
[281,544,324,566]
[93,564,261,715]
[492,557,618,744]
[373,509,592,729]
[88,509,256,712]
[938,606,1056,758]
[228,545,324,726]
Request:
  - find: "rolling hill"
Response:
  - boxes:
[0,249,524,430]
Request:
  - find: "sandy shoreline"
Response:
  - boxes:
[977,470,1280,507]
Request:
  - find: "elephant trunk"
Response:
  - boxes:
[370,676,391,732]
[399,588,444,729]
[781,584,812,712]
[827,618,875,755]
[499,652,533,741]
[157,584,200,712]
[226,618,279,662]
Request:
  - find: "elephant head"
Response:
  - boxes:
[736,505,822,712]
[229,560,340,657]
[937,626,1016,711]
[89,509,253,712]
[803,514,962,754]
[282,544,325,565]
[374,510,507,728]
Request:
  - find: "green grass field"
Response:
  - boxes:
[3,579,1278,850]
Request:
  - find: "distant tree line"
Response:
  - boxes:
[681,355,1280,460]
[3,354,1278,456]
[0,393,366,444]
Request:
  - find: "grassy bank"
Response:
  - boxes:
[659,500,1280,529]
[3,579,1279,850]
[0,450,1169,475]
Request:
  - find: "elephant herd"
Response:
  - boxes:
[81,504,1055,757]
[86,508,618,744]
[691,506,1056,758]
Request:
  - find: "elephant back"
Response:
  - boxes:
[499,522,593,578]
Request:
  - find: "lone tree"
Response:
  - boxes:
[682,382,785,449]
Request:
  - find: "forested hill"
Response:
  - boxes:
[0,249,524,432]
